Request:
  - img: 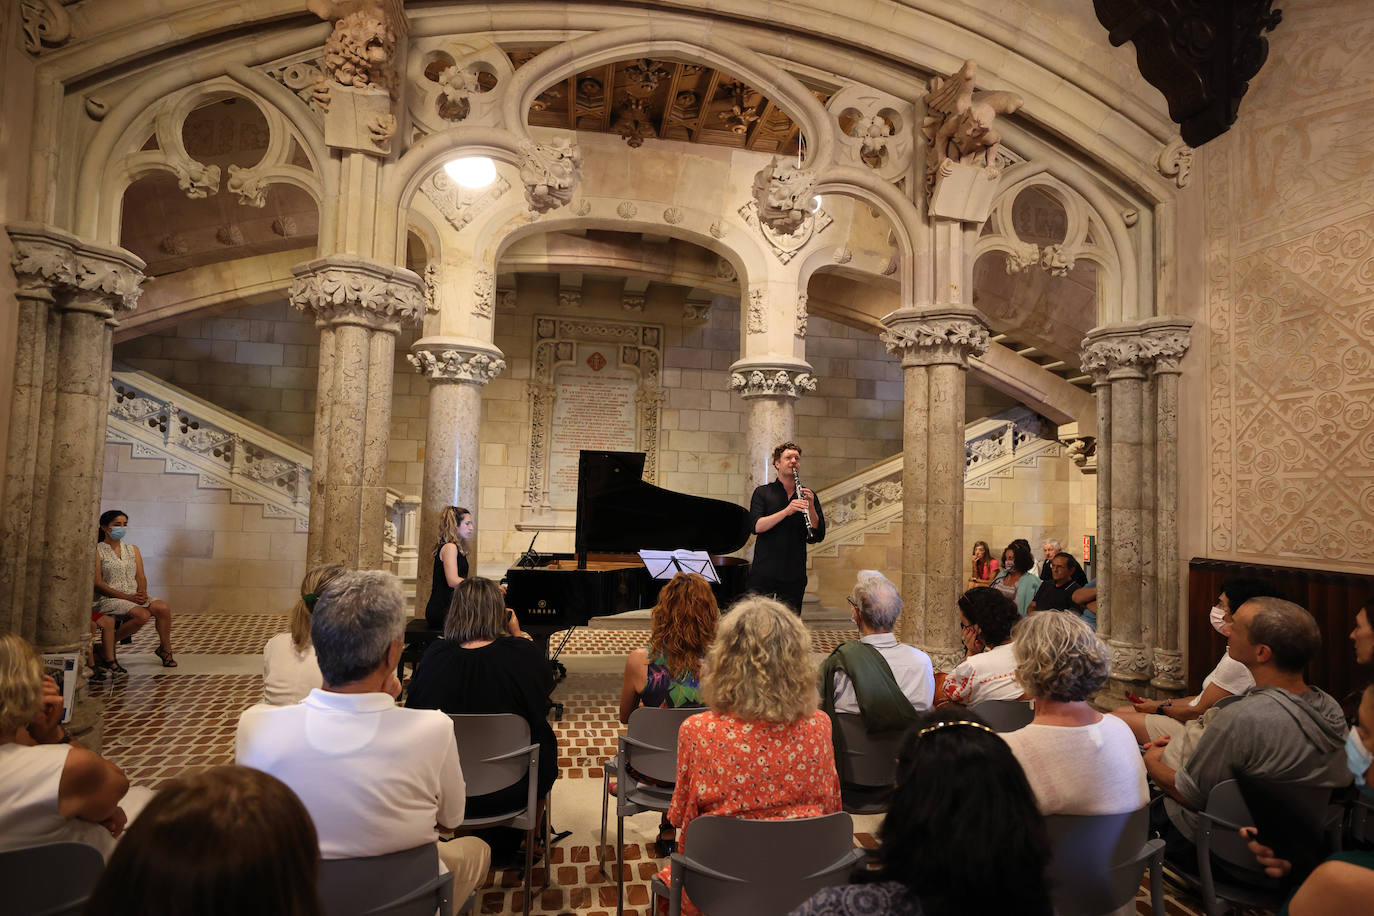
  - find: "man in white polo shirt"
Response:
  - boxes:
[236,569,488,899]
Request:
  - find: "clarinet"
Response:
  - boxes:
[794,468,815,539]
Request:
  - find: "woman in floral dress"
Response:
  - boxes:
[658,595,841,915]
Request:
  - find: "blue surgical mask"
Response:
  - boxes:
[1209,605,1228,634]
[1346,726,1372,786]
[108,526,128,541]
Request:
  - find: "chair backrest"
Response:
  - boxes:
[674,813,861,916]
[624,705,701,784]
[1044,805,1159,916]
[1205,778,1336,879]
[1,842,106,916]
[832,713,905,788]
[317,843,453,916]
[970,699,1034,733]
[449,713,535,796]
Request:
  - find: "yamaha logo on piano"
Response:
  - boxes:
[530,599,557,617]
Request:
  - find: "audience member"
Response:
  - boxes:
[1352,596,1374,667]
[93,509,176,667]
[820,569,933,722]
[1038,538,1061,581]
[1143,597,1350,851]
[1344,599,1374,786]
[991,541,1040,616]
[1071,579,1098,629]
[790,709,1053,916]
[1027,552,1086,616]
[935,587,1023,707]
[662,596,841,916]
[1112,576,1281,747]
[1002,612,1149,815]
[88,607,124,680]
[261,563,345,705]
[406,576,554,865]
[424,506,474,630]
[0,631,152,858]
[1241,827,1374,916]
[236,569,489,897]
[967,541,999,588]
[83,765,322,916]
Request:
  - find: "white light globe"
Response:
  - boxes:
[444,156,497,189]
[810,195,822,213]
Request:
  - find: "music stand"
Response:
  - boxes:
[638,549,720,584]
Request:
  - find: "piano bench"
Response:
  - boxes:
[398,618,443,688]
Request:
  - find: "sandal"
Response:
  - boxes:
[654,824,677,858]
[154,646,178,667]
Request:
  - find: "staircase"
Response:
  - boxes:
[806,407,1064,612]
[105,366,421,591]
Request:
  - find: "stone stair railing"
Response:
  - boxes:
[810,406,1062,559]
[105,365,420,583]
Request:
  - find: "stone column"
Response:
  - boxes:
[408,339,506,616]
[880,308,990,671]
[3,224,143,646]
[1149,324,1191,689]
[727,361,816,494]
[290,255,424,569]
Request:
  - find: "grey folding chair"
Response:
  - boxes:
[969,698,1034,732]
[449,713,541,916]
[831,712,908,814]
[1044,804,1164,916]
[649,813,865,916]
[317,843,454,916]
[1,841,105,916]
[598,705,700,914]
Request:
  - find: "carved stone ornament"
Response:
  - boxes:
[1151,648,1186,688]
[622,294,645,312]
[1156,138,1194,189]
[833,246,853,264]
[929,649,965,677]
[8,223,146,313]
[472,270,494,318]
[408,346,507,384]
[709,220,727,239]
[750,157,818,237]
[572,200,592,217]
[828,85,916,183]
[289,255,425,330]
[436,63,481,122]
[1061,436,1098,470]
[420,172,510,233]
[173,160,221,199]
[262,58,330,117]
[616,201,638,220]
[794,293,808,338]
[226,165,269,207]
[1004,240,1040,274]
[557,288,582,310]
[19,0,74,54]
[159,235,189,256]
[880,311,991,368]
[1109,642,1152,681]
[663,207,684,225]
[309,0,399,97]
[1080,320,1193,378]
[518,138,583,214]
[272,216,299,238]
[423,263,439,313]
[729,368,817,399]
[683,300,711,324]
[1040,244,1076,277]
[747,288,767,334]
[738,198,833,264]
[922,60,1024,194]
[716,258,738,282]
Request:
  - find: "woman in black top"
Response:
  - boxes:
[423,506,473,629]
[407,577,556,820]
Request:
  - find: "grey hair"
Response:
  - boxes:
[1043,538,1061,551]
[1243,596,1321,673]
[852,569,902,631]
[310,569,405,687]
[1011,611,1110,702]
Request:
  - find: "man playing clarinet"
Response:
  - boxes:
[745,441,826,614]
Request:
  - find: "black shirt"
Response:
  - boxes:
[746,478,825,585]
[424,549,469,630]
[1032,577,1082,613]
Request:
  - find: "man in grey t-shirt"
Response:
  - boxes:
[1142,597,1351,844]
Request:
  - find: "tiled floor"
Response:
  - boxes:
[98,615,1223,915]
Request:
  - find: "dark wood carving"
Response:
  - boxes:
[1188,558,1373,710]
[1093,0,1282,147]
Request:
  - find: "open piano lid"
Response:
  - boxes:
[574,450,753,559]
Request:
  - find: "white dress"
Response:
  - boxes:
[93,541,149,616]
[261,632,324,705]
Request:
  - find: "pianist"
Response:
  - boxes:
[745,441,826,613]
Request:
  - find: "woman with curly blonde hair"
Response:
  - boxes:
[1001,611,1148,815]
[657,596,840,914]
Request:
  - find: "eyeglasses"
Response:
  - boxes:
[846,596,859,610]
[960,620,976,631]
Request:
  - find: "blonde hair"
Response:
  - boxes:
[444,577,507,643]
[1011,612,1111,702]
[0,632,43,735]
[435,506,471,557]
[703,596,817,723]
[290,564,347,654]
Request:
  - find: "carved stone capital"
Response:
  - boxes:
[1156,138,1194,189]
[880,307,990,368]
[728,362,817,400]
[19,0,75,55]
[7,223,146,314]
[289,255,424,331]
[1150,648,1186,691]
[1108,640,1152,683]
[1080,318,1194,379]
[408,338,507,385]
[518,138,583,214]
[928,648,965,676]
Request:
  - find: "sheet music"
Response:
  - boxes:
[637,549,720,584]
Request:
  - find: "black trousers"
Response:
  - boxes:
[745,578,805,615]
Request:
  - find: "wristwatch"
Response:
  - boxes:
[1157,700,1173,712]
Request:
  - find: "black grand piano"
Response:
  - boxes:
[505,450,753,660]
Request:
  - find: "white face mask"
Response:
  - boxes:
[1209,605,1228,634]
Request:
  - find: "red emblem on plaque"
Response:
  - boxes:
[586,352,607,371]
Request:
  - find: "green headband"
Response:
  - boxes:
[301,593,318,607]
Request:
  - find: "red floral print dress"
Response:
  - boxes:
[656,709,842,915]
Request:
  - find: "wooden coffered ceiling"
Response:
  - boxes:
[508,52,832,154]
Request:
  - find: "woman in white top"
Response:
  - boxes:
[93,509,177,667]
[0,631,151,858]
[935,587,1024,707]
[1002,612,1149,816]
[261,563,346,705]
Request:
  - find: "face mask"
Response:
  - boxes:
[1346,726,1371,786]
[1209,605,1228,634]
[108,526,128,541]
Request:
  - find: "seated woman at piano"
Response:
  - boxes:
[658,596,841,914]
[423,506,474,630]
[406,577,555,863]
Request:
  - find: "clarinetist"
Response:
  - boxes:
[744,441,826,614]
